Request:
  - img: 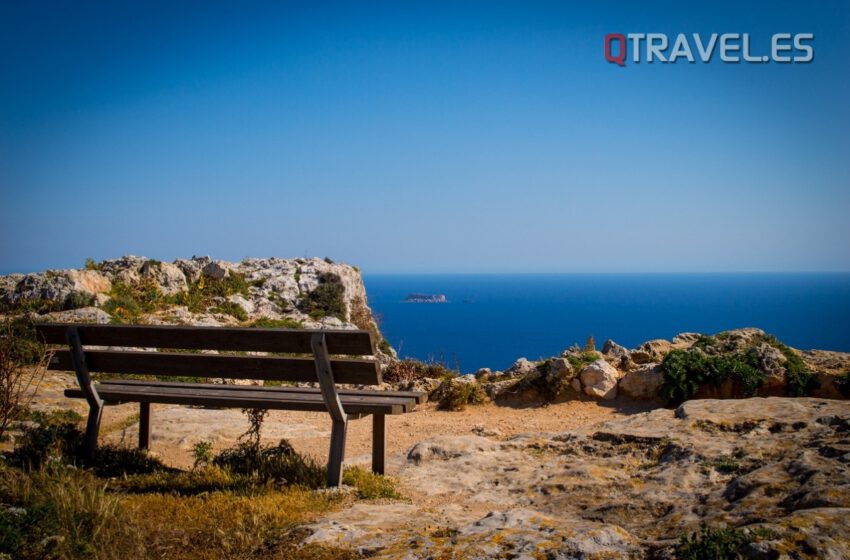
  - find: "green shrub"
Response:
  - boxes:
[4,414,85,470]
[4,413,167,477]
[773,342,818,397]
[437,378,488,411]
[565,352,598,372]
[169,272,250,314]
[300,273,346,321]
[212,301,248,321]
[213,440,326,488]
[677,523,753,559]
[341,466,400,499]
[661,349,764,405]
[192,440,214,469]
[693,335,719,351]
[62,291,95,310]
[102,280,168,323]
[83,257,103,271]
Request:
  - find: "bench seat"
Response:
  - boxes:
[66,380,425,415]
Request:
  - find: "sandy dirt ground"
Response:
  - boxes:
[25,371,659,471]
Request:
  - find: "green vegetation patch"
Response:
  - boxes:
[677,523,776,560]
[299,273,346,321]
[660,349,764,405]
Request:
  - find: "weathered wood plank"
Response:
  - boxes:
[49,350,381,385]
[372,414,386,475]
[64,387,406,414]
[66,327,102,461]
[139,402,151,450]
[327,420,347,487]
[99,379,428,404]
[36,323,376,355]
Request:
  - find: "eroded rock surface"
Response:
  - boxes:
[307,397,850,558]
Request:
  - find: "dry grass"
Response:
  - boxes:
[0,463,361,560]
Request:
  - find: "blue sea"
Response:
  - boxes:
[364,274,850,372]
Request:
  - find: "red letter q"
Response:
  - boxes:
[605,33,627,66]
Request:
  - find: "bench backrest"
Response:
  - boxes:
[36,323,381,385]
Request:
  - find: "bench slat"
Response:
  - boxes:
[65,385,409,414]
[49,350,381,385]
[99,379,428,404]
[36,323,375,355]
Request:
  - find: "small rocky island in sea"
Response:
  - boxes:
[405,293,448,303]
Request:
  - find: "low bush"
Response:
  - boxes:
[62,290,95,310]
[341,466,401,500]
[660,349,764,405]
[437,378,488,411]
[770,340,818,397]
[383,359,452,383]
[5,412,167,477]
[102,280,168,323]
[169,272,250,314]
[300,273,346,321]
[211,301,248,321]
[213,440,326,488]
[1,318,51,440]
[676,523,771,559]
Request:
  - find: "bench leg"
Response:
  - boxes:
[83,404,103,462]
[327,419,347,487]
[372,414,386,475]
[139,402,151,450]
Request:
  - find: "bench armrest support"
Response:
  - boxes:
[311,332,346,423]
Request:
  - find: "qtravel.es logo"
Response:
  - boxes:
[604,33,814,66]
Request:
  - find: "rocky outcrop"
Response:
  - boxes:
[0,256,381,335]
[306,397,850,558]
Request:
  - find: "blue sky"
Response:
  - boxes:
[2,1,848,273]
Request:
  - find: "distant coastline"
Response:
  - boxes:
[404,293,448,303]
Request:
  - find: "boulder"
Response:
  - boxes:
[618,363,663,399]
[505,357,537,378]
[174,257,211,284]
[631,339,673,364]
[548,357,573,379]
[201,260,231,279]
[579,359,622,400]
[602,339,634,370]
[140,260,188,295]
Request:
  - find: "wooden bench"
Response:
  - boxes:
[35,323,426,486]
